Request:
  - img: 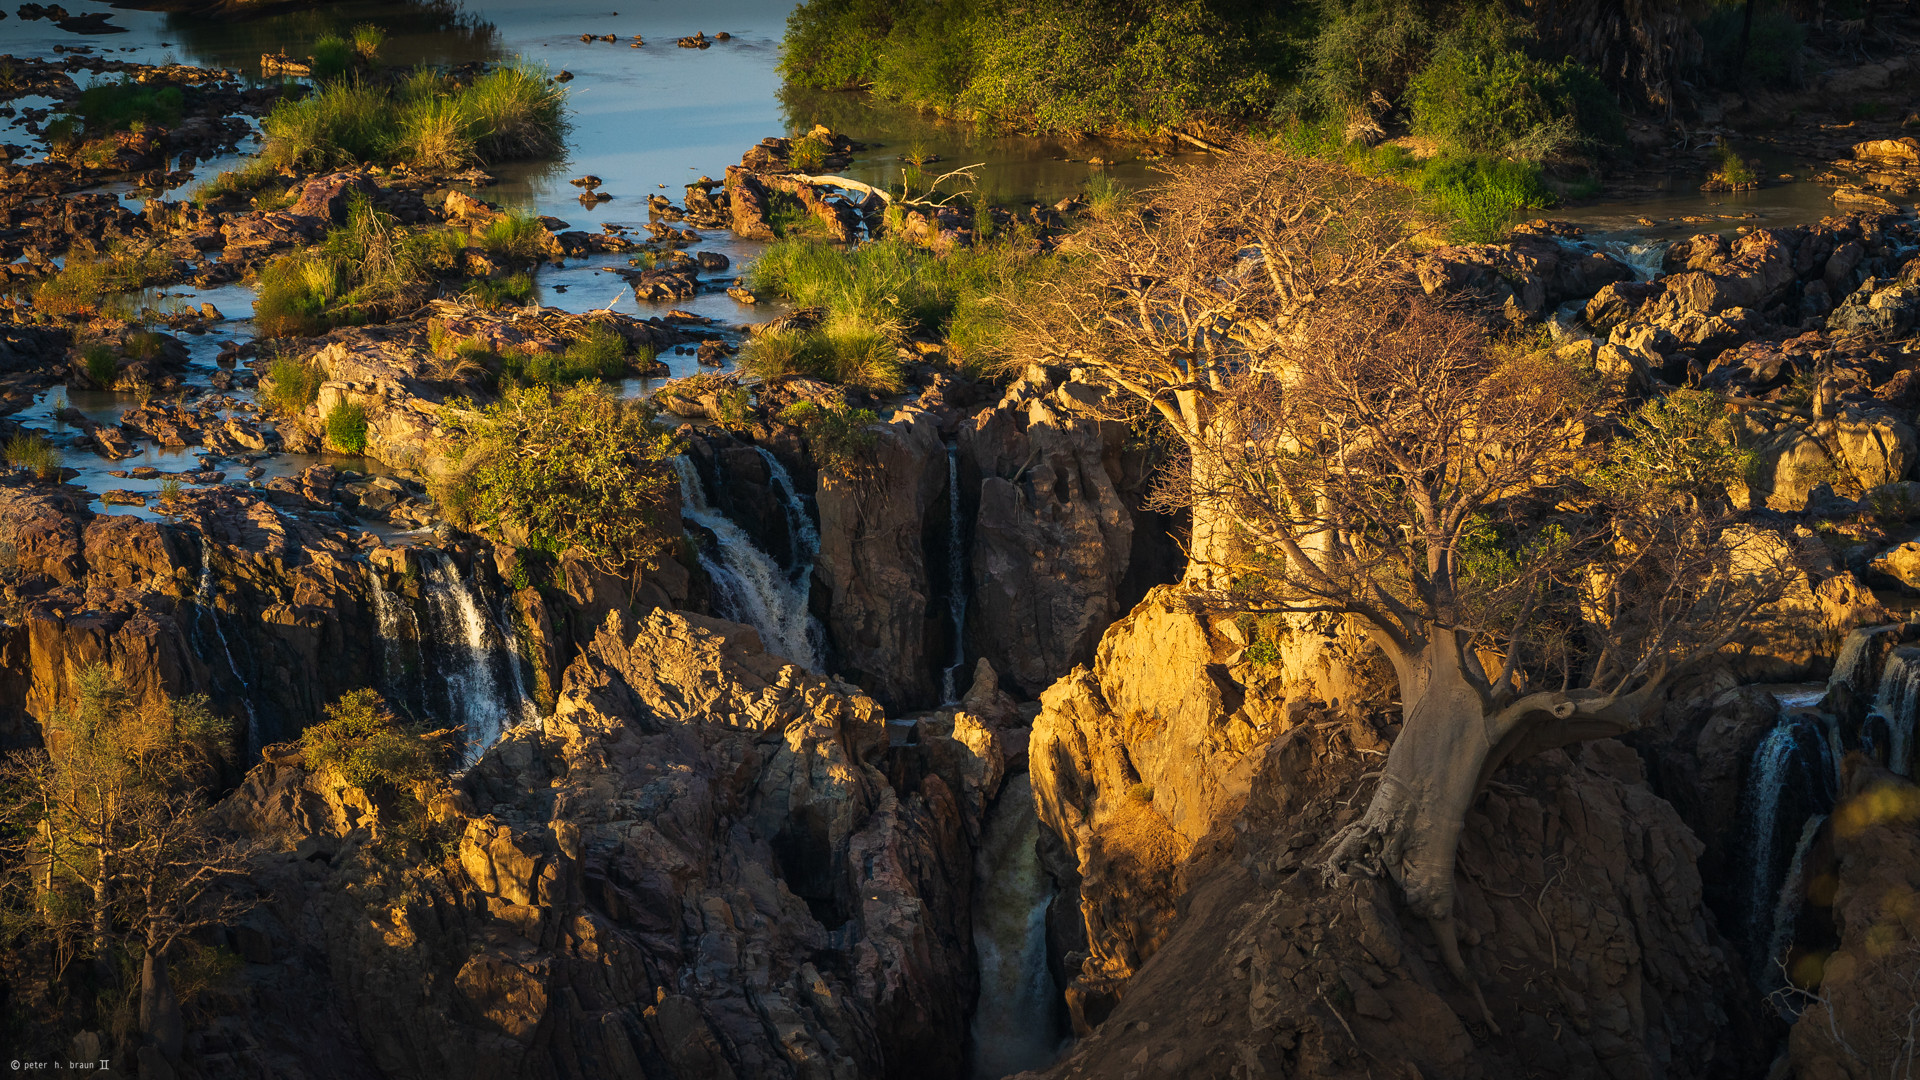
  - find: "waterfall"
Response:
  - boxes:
[1740,705,1835,981]
[419,555,522,766]
[674,455,824,671]
[754,446,819,582]
[1763,812,1827,1005]
[941,442,967,704]
[196,545,261,757]
[970,774,1062,1078]
[366,570,414,687]
[1828,626,1883,696]
[1870,646,1920,777]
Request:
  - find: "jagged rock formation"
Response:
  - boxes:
[211,607,1004,1079]
[1025,586,1770,1078]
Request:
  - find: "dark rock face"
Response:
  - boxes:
[1027,587,1768,1079]
[957,367,1138,700]
[211,608,1000,1080]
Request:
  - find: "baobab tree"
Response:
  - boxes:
[1017,142,1789,1022]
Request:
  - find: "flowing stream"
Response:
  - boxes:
[1872,646,1920,777]
[1739,690,1833,984]
[674,456,825,671]
[969,774,1062,1078]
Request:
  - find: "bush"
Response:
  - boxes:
[443,383,679,569]
[261,356,323,416]
[1408,155,1554,243]
[82,344,119,387]
[779,399,878,471]
[788,133,829,172]
[351,24,386,63]
[300,688,437,793]
[1408,32,1622,160]
[324,401,369,454]
[1707,142,1757,188]
[4,431,60,479]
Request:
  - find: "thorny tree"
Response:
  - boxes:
[1018,142,1791,1023]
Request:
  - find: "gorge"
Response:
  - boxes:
[0,1,1918,1079]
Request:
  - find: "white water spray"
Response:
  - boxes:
[420,556,520,766]
[196,545,261,756]
[1871,646,1920,777]
[674,456,824,671]
[970,775,1062,1078]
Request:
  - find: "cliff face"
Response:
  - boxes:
[1026,586,1768,1079]
[208,607,1008,1080]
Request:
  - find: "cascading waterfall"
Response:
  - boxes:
[754,446,819,580]
[366,568,419,697]
[1763,812,1827,1004]
[196,545,262,756]
[1874,646,1920,777]
[1828,626,1881,696]
[674,456,824,671]
[1594,238,1670,282]
[969,774,1062,1078]
[1740,702,1834,982]
[941,442,967,704]
[419,555,523,766]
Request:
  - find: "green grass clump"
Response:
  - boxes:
[352,24,387,63]
[324,400,369,454]
[261,356,324,417]
[1407,155,1554,243]
[462,272,535,310]
[254,199,462,337]
[5,431,61,480]
[1083,172,1128,220]
[82,344,118,388]
[311,34,355,81]
[255,60,567,175]
[64,80,184,136]
[788,133,829,172]
[744,235,1051,381]
[32,246,175,316]
[498,324,632,387]
[474,213,547,261]
[1707,143,1757,188]
[192,157,283,207]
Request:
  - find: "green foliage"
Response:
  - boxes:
[33,246,175,316]
[351,23,387,63]
[462,272,536,310]
[1127,782,1155,803]
[83,344,119,388]
[1708,142,1757,187]
[779,400,878,472]
[261,356,323,417]
[475,213,547,261]
[324,401,369,454]
[744,235,1050,382]
[1408,155,1554,242]
[1592,389,1754,505]
[497,324,632,387]
[443,383,679,569]
[781,0,1297,135]
[299,689,437,794]
[1083,172,1128,220]
[192,157,282,207]
[159,476,184,507]
[1408,28,1622,160]
[65,80,185,135]
[257,60,567,173]
[1294,0,1435,118]
[788,133,829,172]
[254,199,461,337]
[311,34,354,81]
[4,431,60,480]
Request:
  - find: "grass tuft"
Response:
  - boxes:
[4,431,61,480]
[324,400,369,454]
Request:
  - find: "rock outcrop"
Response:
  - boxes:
[212,607,996,1079]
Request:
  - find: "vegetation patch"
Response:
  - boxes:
[261,356,324,417]
[324,400,369,454]
[4,431,60,479]
[299,688,439,794]
[253,199,464,337]
[439,382,679,570]
[779,399,878,472]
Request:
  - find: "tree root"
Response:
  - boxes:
[1430,913,1501,1037]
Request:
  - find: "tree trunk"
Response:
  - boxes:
[139,950,184,1060]
[1327,632,1492,922]
[1180,390,1240,586]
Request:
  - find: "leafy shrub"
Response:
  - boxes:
[442,383,679,569]
[300,688,437,793]
[4,431,60,480]
[779,399,878,471]
[324,401,369,454]
[1707,143,1757,187]
[1409,155,1554,243]
[1592,388,1753,506]
[83,344,119,388]
[1408,34,1622,160]
[261,356,323,416]
[1293,0,1435,119]
[788,133,829,172]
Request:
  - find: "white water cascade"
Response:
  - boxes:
[1740,694,1833,983]
[1872,646,1920,777]
[196,546,262,755]
[755,446,820,581]
[969,774,1062,1078]
[941,442,968,704]
[366,569,416,693]
[1764,812,1827,1003]
[674,456,825,671]
[419,557,525,766]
